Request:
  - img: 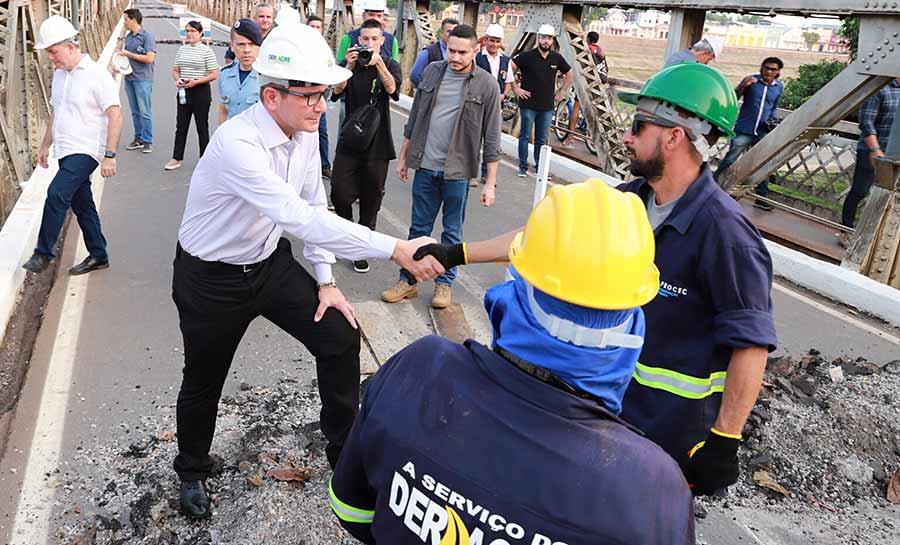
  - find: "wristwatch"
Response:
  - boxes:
[104,150,117,159]
[869,146,882,153]
[317,280,337,289]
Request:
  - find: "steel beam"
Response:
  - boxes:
[719,69,891,194]
[472,0,900,17]
[557,5,631,179]
[663,8,705,64]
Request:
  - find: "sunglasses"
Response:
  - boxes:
[762,65,781,71]
[276,86,334,106]
[630,112,694,139]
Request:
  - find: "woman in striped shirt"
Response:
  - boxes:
[165,20,219,171]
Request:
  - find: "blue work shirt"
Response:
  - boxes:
[618,166,777,467]
[217,63,259,120]
[857,78,900,151]
[124,27,156,81]
[409,41,446,88]
[734,75,783,136]
[330,336,695,545]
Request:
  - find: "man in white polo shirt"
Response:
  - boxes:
[23,16,122,275]
[172,22,444,519]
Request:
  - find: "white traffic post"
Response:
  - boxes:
[533,144,553,208]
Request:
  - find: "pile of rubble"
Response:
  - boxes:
[697,350,900,544]
[53,351,900,544]
[57,378,353,545]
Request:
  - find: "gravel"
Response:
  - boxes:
[55,378,357,545]
[697,351,900,545]
[51,350,900,544]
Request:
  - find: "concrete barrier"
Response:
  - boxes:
[0,15,125,344]
[394,95,900,327]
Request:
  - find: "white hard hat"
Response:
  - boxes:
[537,24,555,37]
[112,53,132,75]
[253,22,351,86]
[35,15,79,49]
[275,5,301,25]
[703,36,723,59]
[485,23,504,39]
[360,0,387,12]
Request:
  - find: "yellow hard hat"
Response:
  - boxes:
[509,179,659,310]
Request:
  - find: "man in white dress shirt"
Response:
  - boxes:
[23,16,122,275]
[172,22,444,518]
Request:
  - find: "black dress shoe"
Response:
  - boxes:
[179,480,211,519]
[22,254,52,273]
[69,255,109,275]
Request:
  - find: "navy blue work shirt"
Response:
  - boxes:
[734,75,783,136]
[618,166,777,467]
[330,336,695,545]
[123,27,156,81]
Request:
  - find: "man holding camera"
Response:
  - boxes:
[713,57,784,210]
[331,19,402,274]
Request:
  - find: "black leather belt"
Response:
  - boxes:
[175,242,272,273]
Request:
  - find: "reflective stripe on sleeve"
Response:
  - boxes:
[328,478,375,524]
[632,362,726,399]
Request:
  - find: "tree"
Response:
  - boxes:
[838,17,859,60]
[706,12,732,25]
[780,60,846,110]
[738,14,763,25]
[802,31,821,50]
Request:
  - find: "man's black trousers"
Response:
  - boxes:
[171,238,360,480]
[330,152,389,231]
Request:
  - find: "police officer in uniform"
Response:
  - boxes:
[330,180,695,545]
[412,63,777,497]
[173,22,443,519]
[217,19,262,124]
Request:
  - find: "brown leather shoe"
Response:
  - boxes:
[381,279,417,303]
[431,284,452,309]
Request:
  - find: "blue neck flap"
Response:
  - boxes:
[483,269,645,415]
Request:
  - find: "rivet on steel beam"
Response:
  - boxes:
[869,51,875,56]
[883,53,888,58]
[874,59,879,63]
[863,1,868,6]
[878,46,883,51]
[886,39,891,44]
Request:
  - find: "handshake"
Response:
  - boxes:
[391,239,465,281]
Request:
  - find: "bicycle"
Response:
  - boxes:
[552,92,597,154]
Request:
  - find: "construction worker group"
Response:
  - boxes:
[26,3,793,543]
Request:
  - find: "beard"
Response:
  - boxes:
[627,138,665,180]
[538,42,551,52]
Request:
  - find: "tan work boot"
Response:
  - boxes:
[432,284,452,309]
[381,279,417,303]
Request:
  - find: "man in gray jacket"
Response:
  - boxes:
[383,24,500,309]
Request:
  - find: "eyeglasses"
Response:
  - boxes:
[277,86,334,106]
[630,113,690,137]
[762,65,781,71]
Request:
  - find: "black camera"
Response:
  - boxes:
[357,46,373,67]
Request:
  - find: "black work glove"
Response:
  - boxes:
[412,243,467,271]
[683,428,741,496]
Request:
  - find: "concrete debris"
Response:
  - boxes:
[55,377,351,545]
[50,349,899,545]
[696,349,900,544]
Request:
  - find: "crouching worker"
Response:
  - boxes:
[328,180,695,545]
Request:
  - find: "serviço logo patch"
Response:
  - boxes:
[268,54,291,63]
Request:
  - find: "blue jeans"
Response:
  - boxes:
[518,108,553,173]
[124,79,153,143]
[400,168,469,286]
[841,147,875,228]
[714,131,769,195]
[318,113,331,170]
[36,154,108,260]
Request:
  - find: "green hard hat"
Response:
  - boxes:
[619,63,738,139]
